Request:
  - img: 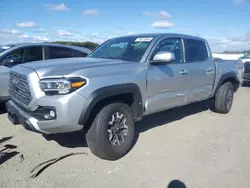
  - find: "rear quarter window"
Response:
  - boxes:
[184,39,208,62]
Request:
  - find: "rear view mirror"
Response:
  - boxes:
[150,51,175,65]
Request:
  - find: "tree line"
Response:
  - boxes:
[49,41,99,50]
[222,50,250,54]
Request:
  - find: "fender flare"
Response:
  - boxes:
[213,71,240,96]
[78,83,143,126]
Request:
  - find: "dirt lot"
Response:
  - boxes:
[1,87,250,188]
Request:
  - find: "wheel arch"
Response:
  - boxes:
[78,83,143,127]
[213,72,240,96]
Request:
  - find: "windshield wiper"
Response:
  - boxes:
[99,56,118,60]
[90,56,120,60]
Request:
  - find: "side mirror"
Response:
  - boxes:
[2,58,14,65]
[2,57,21,66]
[150,51,175,65]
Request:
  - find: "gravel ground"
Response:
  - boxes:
[1,87,250,188]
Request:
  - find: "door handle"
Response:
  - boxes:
[206,68,213,72]
[206,68,215,74]
[179,70,189,75]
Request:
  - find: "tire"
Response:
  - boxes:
[214,82,234,114]
[85,103,135,160]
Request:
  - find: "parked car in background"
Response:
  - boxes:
[240,53,250,63]
[213,57,223,61]
[0,43,91,101]
[239,53,250,83]
[6,33,244,160]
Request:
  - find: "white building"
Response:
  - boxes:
[212,53,244,60]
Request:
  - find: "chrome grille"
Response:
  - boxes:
[9,71,31,105]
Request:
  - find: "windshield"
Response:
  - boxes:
[0,45,15,53]
[88,36,154,62]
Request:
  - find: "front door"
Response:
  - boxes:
[145,38,191,114]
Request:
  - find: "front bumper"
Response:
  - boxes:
[6,92,86,134]
[6,101,39,133]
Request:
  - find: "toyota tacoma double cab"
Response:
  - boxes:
[6,33,244,160]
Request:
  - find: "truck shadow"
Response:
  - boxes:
[135,100,212,134]
[43,131,88,148]
[131,100,213,148]
[43,100,213,150]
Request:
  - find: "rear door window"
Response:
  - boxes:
[46,47,74,59]
[184,39,208,62]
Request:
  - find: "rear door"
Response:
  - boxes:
[182,38,215,102]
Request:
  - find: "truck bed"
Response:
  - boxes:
[213,60,244,93]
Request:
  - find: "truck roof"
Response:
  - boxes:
[118,33,206,41]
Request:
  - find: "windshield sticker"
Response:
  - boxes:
[135,37,153,42]
[1,46,11,50]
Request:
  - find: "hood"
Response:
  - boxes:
[20,57,136,78]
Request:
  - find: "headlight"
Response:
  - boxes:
[40,77,87,95]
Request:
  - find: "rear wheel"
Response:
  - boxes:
[86,103,134,160]
[214,82,234,114]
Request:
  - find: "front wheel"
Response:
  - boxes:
[86,103,135,160]
[214,82,234,114]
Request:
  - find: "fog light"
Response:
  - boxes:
[44,110,56,120]
[50,110,56,118]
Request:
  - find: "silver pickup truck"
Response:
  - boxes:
[6,33,244,160]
